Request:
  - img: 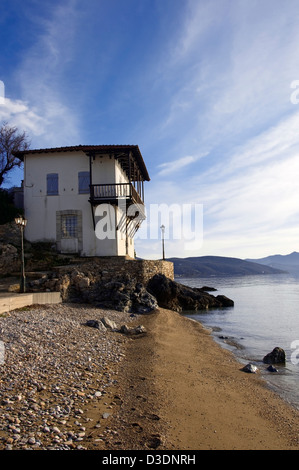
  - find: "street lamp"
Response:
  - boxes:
[15,215,27,293]
[160,224,165,260]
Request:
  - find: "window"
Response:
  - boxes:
[61,215,78,238]
[47,173,58,195]
[78,171,90,194]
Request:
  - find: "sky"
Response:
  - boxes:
[1,0,299,260]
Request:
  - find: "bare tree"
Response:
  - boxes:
[0,122,30,187]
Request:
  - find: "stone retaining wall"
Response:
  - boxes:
[54,257,174,286]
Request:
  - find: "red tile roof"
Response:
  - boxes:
[13,144,150,181]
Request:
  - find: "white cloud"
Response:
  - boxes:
[157,153,208,176]
[189,124,299,257]
[152,0,299,157]
[0,97,46,135]
[135,1,299,258]
[6,0,82,148]
[168,0,227,66]
[140,103,299,259]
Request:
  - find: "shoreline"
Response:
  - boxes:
[0,304,298,450]
[204,324,299,413]
[112,308,299,450]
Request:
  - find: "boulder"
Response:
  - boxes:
[131,283,158,313]
[72,271,90,291]
[242,363,258,373]
[94,279,158,314]
[215,295,234,307]
[147,274,234,312]
[263,347,286,364]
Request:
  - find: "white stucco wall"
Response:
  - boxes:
[23,150,135,257]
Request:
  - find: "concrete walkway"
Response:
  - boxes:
[0,291,62,315]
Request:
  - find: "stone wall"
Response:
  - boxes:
[0,243,20,275]
[26,257,174,313]
[54,257,174,286]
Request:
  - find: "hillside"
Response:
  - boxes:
[247,251,299,274]
[167,256,286,277]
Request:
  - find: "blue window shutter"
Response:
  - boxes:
[78,171,90,194]
[47,173,58,195]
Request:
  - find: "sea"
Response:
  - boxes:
[177,273,299,411]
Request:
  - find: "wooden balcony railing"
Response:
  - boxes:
[89,183,144,206]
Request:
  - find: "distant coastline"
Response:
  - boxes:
[167,255,288,278]
[247,251,299,275]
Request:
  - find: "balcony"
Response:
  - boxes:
[89,183,144,207]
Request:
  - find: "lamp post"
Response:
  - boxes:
[15,215,27,293]
[160,224,165,260]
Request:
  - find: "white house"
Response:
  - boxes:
[13,145,150,258]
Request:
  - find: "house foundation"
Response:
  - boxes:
[54,257,174,286]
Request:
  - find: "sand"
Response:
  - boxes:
[111,308,299,450]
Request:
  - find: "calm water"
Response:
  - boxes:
[178,274,299,410]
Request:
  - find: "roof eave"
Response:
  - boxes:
[13,145,150,181]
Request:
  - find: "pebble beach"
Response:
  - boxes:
[0,303,133,450]
[0,303,299,451]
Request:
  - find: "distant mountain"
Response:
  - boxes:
[167,256,286,277]
[246,251,299,274]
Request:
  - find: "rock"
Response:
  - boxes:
[267,365,278,372]
[94,279,158,314]
[263,347,286,364]
[7,284,20,293]
[85,320,105,331]
[119,324,131,335]
[147,274,234,312]
[0,243,19,275]
[134,325,147,335]
[131,283,158,313]
[59,275,71,300]
[27,437,36,445]
[72,271,90,291]
[242,363,258,373]
[101,317,118,331]
[120,324,147,335]
[24,265,230,315]
[215,295,234,307]
[44,279,59,291]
